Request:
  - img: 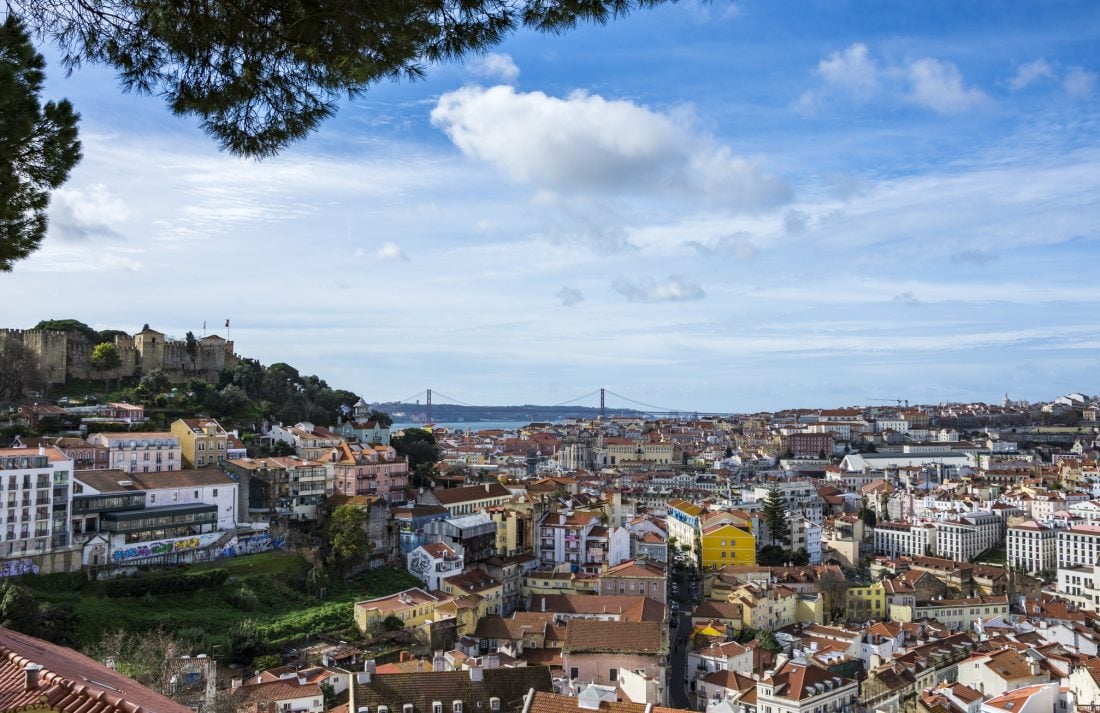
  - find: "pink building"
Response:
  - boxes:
[561,620,668,703]
[329,442,408,501]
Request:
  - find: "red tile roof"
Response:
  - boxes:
[0,627,192,713]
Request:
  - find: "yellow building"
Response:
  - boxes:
[353,587,449,632]
[487,505,519,556]
[443,570,504,618]
[700,522,756,570]
[844,581,887,621]
[170,417,228,468]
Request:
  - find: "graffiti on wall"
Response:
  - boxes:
[110,533,221,563]
[217,533,284,560]
[0,558,39,578]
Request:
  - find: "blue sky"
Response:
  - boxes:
[4,0,1100,412]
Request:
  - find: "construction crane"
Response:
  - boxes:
[868,398,909,408]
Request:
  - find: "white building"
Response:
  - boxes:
[407,541,464,591]
[756,661,858,713]
[1007,520,1057,575]
[0,446,73,565]
[1057,523,1100,568]
[87,432,181,474]
[801,518,822,564]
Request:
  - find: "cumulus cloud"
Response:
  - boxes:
[799,45,988,115]
[431,85,790,210]
[612,275,705,303]
[556,286,584,307]
[376,242,409,261]
[907,58,989,114]
[1009,59,1055,90]
[818,43,879,98]
[469,53,520,84]
[49,184,130,241]
[1064,66,1098,98]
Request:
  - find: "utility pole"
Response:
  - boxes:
[426,388,432,423]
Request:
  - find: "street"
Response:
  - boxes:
[667,566,695,710]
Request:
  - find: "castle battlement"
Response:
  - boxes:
[2,325,238,386]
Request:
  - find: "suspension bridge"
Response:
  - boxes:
[376,388,737,422]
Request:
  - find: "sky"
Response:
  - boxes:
[3,0,1100,413]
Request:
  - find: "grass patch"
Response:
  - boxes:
[26,551,419,654]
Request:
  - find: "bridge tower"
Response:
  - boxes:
[599,388,605,419]
[426,388,432,423]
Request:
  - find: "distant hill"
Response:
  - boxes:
[375,402,645,424]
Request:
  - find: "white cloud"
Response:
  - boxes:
[612,275,705,302]
[431,85,789,210]
[469,53,520,84]
[817,43,879,98]
[1064,66,1098,98]
[1008,59,1054,90]
[800,45,988,115]
[556,287,584,307]
[906,58,989,114]
[49,184,130,241]
[376,241,409,261]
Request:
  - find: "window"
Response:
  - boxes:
[433,703,443,713]
[453,702,463,713]
[609,668,618,682]
[490,700,500,712]
[570,667,579,680]
[213,488,218,496]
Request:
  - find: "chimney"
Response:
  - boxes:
[485,483,491,493]
[105,656,116,670]
[24,664,42,691]
[470,667,484,683]
[433,654,445,672]
[38,446,45,457]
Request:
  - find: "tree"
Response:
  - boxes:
[271,440,296,457]
[762,486,791,547]
[368,409,394,428]
[393,428,441,471]
[327,504,371,571]
[32,318,97,343]
[185,331,199,371]
[0,336,43,405]
[757,629,782,654]
[139,368,169,394]
[14,0,668,159]
[816,568,852,623]
[225,619,267,667]
[382,614,405,631]
[87,629,185,696]
[90,342,121,394]
[0,15,81,271]
[756,544,787,566]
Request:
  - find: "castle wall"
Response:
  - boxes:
[0,329,69,384]
[2,327,237,389]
